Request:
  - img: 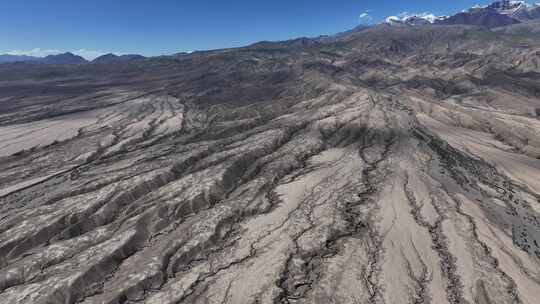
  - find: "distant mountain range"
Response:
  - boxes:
[0,52,86,65]
[41,52,88,65]
[386,1,540,28]
[91,53,145,64]
[0,54,41,63]
[3,1,540,66]
[0,52,145,65]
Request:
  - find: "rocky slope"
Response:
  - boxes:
[1,25,540,304]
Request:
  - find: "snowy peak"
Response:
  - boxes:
[487,0,528,12]
[385,13,447,26]
[383,1,540,28]
[468,1,540,20]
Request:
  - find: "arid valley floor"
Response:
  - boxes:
[1,25,540,304]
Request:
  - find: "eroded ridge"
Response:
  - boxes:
[1,26,540,304]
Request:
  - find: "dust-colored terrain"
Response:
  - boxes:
[1,25,540,304]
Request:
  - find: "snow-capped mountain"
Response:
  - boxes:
[463,1,540,21]
[487,0,528,11]
[384,1,540,28]
[505,2,540,20]
[385,14,448,26]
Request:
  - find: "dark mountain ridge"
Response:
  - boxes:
[41,52,88,65]
[91,53,145,64]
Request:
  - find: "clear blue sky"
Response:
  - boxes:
[0,0,501,58]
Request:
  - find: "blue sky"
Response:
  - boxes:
[0,1,507,59]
